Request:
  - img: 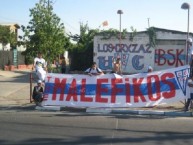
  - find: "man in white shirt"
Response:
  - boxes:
[33,52,47,81]
[85,62,104,76]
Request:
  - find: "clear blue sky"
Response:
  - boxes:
[0,0,192,35]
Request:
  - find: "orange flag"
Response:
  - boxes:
[102,21,108,27]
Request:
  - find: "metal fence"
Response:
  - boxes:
[0,50,25,69]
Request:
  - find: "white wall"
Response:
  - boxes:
[94,35,154,74]
[0,43,11,51]
[155,31,188,70]
[0,43,26,51]
[94,30,190,73]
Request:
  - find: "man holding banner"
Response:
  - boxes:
[85,62,104,76]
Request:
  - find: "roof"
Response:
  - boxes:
[138,27,193,35]
[0,23,20,29]
[95,26,193,37]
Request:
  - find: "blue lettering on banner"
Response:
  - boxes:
[97,43,152,53]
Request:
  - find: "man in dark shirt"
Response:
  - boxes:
[32,80,44,106]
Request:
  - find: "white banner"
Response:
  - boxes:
[42,65,189,108]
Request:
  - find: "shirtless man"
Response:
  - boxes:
[112,58,122,75]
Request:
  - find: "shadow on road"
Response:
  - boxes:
[0,71,34,83]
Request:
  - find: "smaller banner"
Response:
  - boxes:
[42,65,189,108]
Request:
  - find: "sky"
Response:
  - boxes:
[0,0,192,36]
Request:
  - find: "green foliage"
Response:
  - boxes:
[19,0,70,63]
[69,23,99,52]
[99,28,128,40]
[25,55,34,65]
[0,25,17,49]
[100,28,119,39]
[0,26,10,46]
[146,27,157,47]
[68,23,100,70]
[68,24,135,71]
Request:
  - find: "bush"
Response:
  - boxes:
[25,56,34,65]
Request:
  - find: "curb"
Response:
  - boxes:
[35,106,61,111]
[86,108,112,113]
[112,109,192,117]
[164,111,192,117]
[35,106,193,117]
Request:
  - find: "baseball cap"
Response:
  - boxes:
[148,65,153,70]
[187,38,192,43]
[38,80,42,84]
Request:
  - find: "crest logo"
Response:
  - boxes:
[175,68,190,95]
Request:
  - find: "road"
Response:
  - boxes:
[0,106,193,145]
[0,70,193,145]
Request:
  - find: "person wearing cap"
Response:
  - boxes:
[147,65,153,73]
[32,52,47,81]
[32,80,44,106]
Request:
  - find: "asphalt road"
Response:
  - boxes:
[0,106,193,145]
[0,70,193,145]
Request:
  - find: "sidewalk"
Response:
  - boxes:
[0,69,33,106]
[0,70,192,117]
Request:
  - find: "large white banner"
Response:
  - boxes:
[42,65,189,108]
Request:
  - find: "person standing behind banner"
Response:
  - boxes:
[147,65,153,73]
[60,56,66,74]
[112,58,122,75]
[184,77,193,111]
[33,52,47,81]
[85,62,104,76]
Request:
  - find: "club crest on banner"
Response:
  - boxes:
[175,68,190,95]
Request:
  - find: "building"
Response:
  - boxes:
[0,23,20,51]
[0,23,27,70]
[94,27,192,74]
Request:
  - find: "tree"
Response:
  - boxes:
[70,23,99,51]
[69,23,100,70]
[69,23,130,70]
[0,25,17,50]
[146,27,157,47]
[19,0,69,64]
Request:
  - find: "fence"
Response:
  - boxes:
[0,50,25,69]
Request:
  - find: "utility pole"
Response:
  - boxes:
[147,18,150,28]
[181,2,190,65]
[117,10,123,48]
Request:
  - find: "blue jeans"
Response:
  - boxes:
[185,93,193,110]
